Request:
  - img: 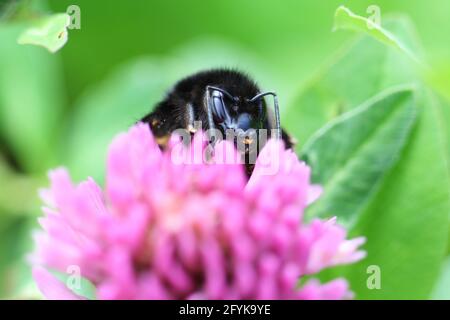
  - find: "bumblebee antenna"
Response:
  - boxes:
[249,92,281,140]
[206,86,236,102]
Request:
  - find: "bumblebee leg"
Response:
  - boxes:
[205,86,216,132]
[249,92,281,140]
[272,94,282,140]
[186,103,197,133]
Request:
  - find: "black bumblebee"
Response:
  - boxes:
[141,69,294,175]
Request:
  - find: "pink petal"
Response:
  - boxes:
[33,267,85,300]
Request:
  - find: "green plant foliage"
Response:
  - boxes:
[284,18,420,147]
[0,23,65,172]
[301,87,417,227]
[17,13,70,53]
[433,257,450,299]
[333,6,419,64]
[0,214,35,298]
[285,11,449,299]
[345,89,450,299]
[64,59,168,182]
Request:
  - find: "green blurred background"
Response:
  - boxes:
[0,0,449,299]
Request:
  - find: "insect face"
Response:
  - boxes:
[207,87,265,137]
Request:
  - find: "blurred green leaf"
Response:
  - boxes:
[284,18,420,148]
[0,0,20,21]
[287,15,449,298]
[0,156,40,299]
[429,95,450,255]
[17,13,70,53]
[0,155,40,214]
[426,61,450,101]
[49,270,96,300]
[0,214,35,298]
[435,96,450,173]
[333,6,419,64]
[432,256,450,299]
[344,89,450,299]
[302,87,416,227]
[64,58,168,181]
[164,38,283,99]
[0,23,65,172]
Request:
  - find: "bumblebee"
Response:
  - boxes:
[141,69,294,175]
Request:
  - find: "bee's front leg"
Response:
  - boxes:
[186,103,197,134]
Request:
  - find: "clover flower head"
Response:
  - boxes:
[31,123,365,300]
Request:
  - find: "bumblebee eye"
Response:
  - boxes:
[211,90,228,123]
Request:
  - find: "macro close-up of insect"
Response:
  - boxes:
[2,0,450,305]
[140,69,295,175]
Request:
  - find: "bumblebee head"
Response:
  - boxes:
[205,86,281,141]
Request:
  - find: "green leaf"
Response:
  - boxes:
[0,214,35,298]
[427,62,450,102]
[0,23,65,172]
[284,18,420,148]
[286,15,450,298]
[64,58,169,182]
[302,87,417,228]
[432,256,450,299]
[164,38,282,98]
[17,13,70,53]
[434,95,450,179]
[0,155,40,214]
[344,89,450,299]
[333,6,419,65]
[427,95,450,255]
